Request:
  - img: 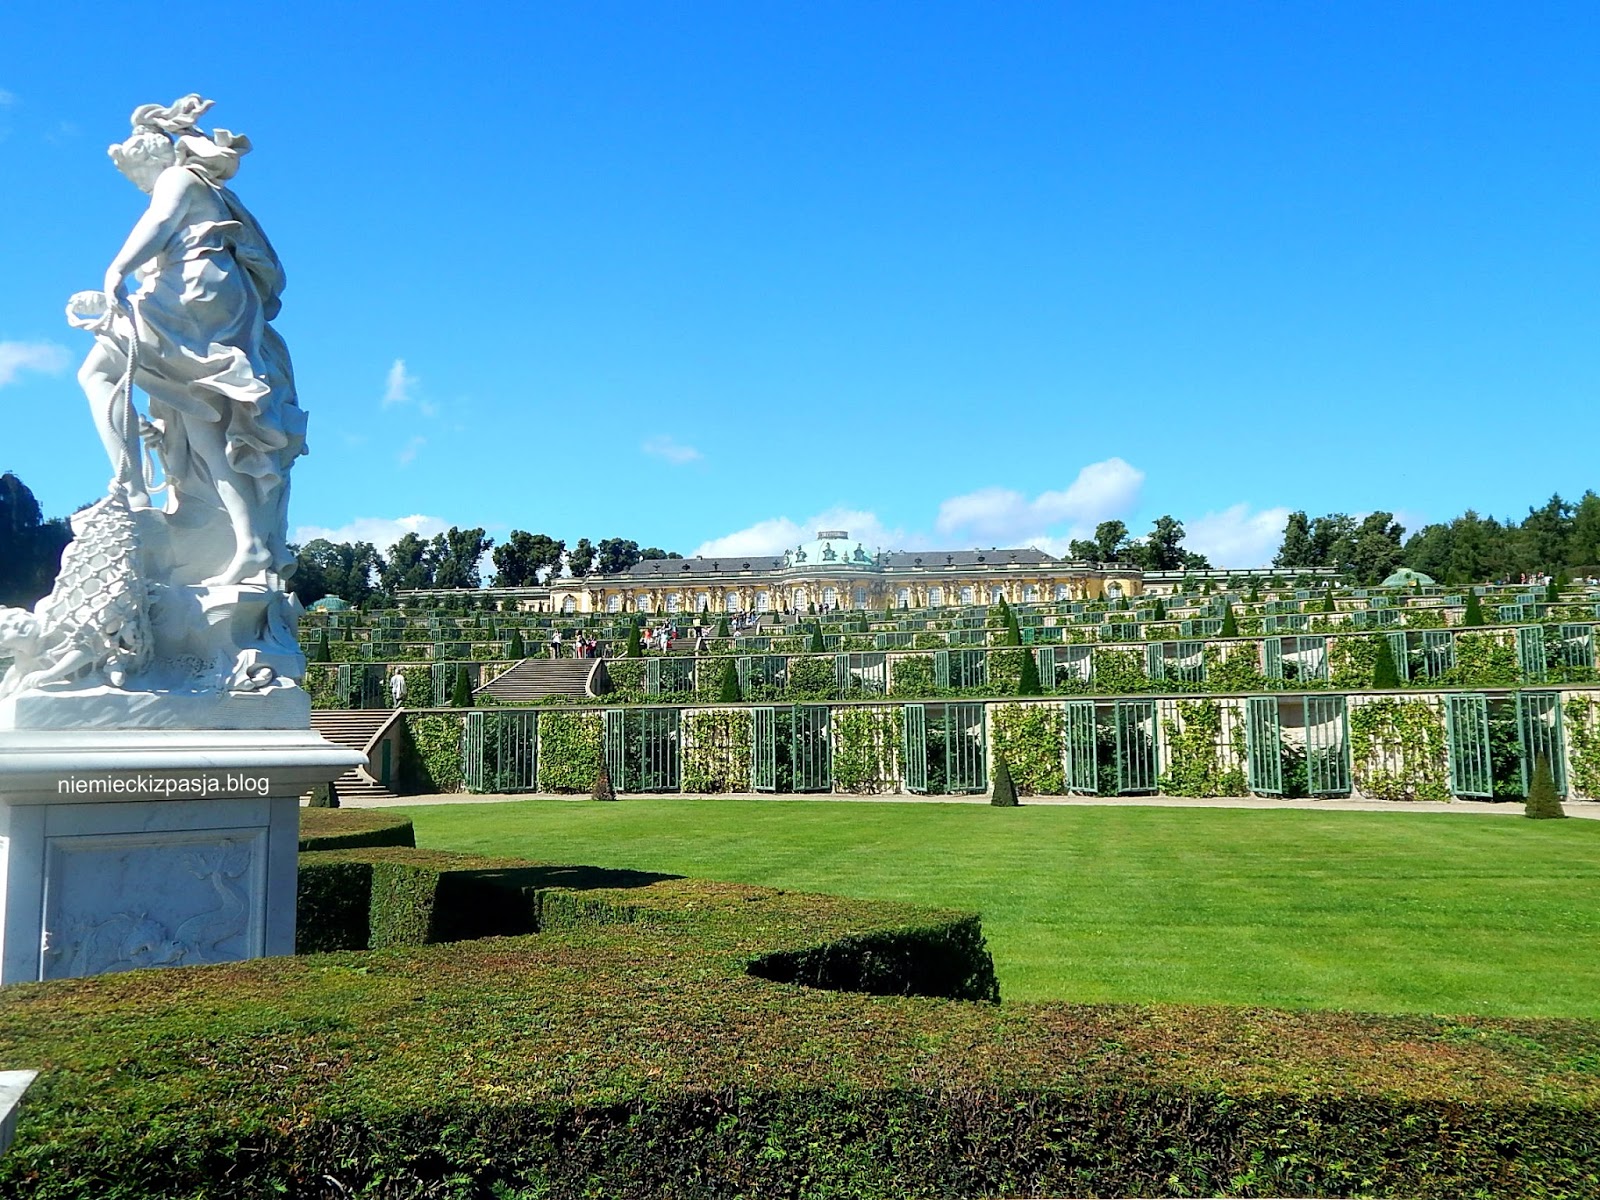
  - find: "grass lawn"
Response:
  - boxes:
[405,797,1600,1017]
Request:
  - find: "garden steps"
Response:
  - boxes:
[309,709,399,801]
[477,658,599,702]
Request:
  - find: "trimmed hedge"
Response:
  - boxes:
[296,807,416,852]
[8,858,1600,1196]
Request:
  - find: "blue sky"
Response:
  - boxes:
[2,2,1596,568]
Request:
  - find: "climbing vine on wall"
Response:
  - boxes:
[401,713,465,794]
[988,649,1026,695]
[681,709,753,793]
[537,711,602,793]
[1329,636,1378,691]
[1348,698,1449,802]
[1159,700,1246,797]
[1091,648,1146,694]
[786,655,837,702]
[890,655,936,697]
[1563,695,1600,800]
[832,706,902,793]
[1205,644,1266,694]
[991,703,1064,795]
[1443,632,1521,688]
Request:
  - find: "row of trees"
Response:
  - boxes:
[1273,492,1600,586]
[290,529,683,606]
[1066,516,1211,571]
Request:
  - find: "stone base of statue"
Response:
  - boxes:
[0,726,363,984]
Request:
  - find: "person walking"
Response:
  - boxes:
[549,629,562,659]
[389,668,406,708]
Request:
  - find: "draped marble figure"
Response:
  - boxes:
[0,97,309,719]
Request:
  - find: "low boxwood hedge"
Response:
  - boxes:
[4,864,1600,1197]
[297,808,416,852]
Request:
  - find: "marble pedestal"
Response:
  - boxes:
[0,728,363,985]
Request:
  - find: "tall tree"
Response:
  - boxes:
[1518,494,1573,574]
[290,539,383,607]
[429,527,494,589]
[1273,511,1314,568]
[1133,515,1190,571]
[492,531,565,587]
[0,473,72,608]
[1570,491,1600,569]
[567,538,597,578]
[639,547,681,561]
[1342,512,1405,584]
[596,538,642,575]
[1093,520,1130,564]
[379,532,434,592]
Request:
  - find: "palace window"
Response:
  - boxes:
[897,588,911,609]
[606,594,622,613]
[959,586,975,605]
[756,591,771,612]
[666,594,680,613]
[725,591,742,613]
[929,586,944,608]
[822,586,838,608]
[990,587,1005,605]
[853,588,867,608]
[561,596,576,614]
[1023,585,1038,602]
[1054,584,1069,601]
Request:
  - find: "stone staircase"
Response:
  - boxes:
[478,658,601,703]
[309,709,398,802]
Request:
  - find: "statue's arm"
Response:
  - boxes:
[104,168,199,297]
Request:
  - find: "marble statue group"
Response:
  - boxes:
[0,96,309,721]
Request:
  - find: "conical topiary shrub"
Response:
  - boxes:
[810,625,825,653]
[1152,597,1167,621]
[716,614,730,638]
[1524,754,1566,819]
[717,657,742,703]
[1219,604,1239,638]
[451,665,473,708]
[508,629,526,658]
[990,754,1018,806]
[1017,648,1043,696]
[625,624,643,657]
[313,628,332,663]
[593,757,616,801]
[1463,591,1486,627]
[1371,636,1402,689]
[1321,590,1336,614]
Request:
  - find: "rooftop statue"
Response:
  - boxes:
[0,97,308,725]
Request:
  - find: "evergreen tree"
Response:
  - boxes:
[1152,597,1167,620]
[592,757,616,801]
[1219,604,1239,638]
[1017,649,1044,696]
[1524,754,1566,819]
[1321,590,1336,614]
[1546,577,1560,603]
[1463,591,1486,627]
[717,658,742,702]
[312,628,332,663]
[451,665,473,707]
[625,624,643,657]
[990,754,1019,806]
[1002,606,1022,647]
[508,629,526,658]
[1371,636,1402,689]
[810,624,825,652]
[1246,579,1260,604]
[1201,579,1214,595]
[716,614,730,638]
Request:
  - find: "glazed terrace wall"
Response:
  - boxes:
[305,622,1595,710]
[397,686,1600,804]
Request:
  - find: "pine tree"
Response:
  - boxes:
[625,624,643,657]
[717,657,742,702]
[312,628,332,663]
[508,629,526,658]
[1524,754,1566,819]
[1463,591,1486,627]
[1017,648,1044,696]
[990,754,1019,806]
[1371,636,1402,688]
[1219,604,1239,638]
[592,757,616,801]
[451,665,473,707]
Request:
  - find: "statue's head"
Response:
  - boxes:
[0,608,42,653]
[108,95,250,192]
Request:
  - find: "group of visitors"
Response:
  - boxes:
[643,624,677,652]
[547,630,601,659]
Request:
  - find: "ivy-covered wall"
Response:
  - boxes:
[1156,699,1246,797]
[990,703,1064,795]
[1348,697,1450,802]
[831,706,902,793]
[1564,693,1600,800]
[681,709,754,793]
[400,713,465,794]
[537,711,603,793]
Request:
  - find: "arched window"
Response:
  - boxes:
[666,593,680,613]
[696,593,710,612]
[561,595,576,614]
[756,591,771,612]
[606,594,622,613]
[725,591,742,613]
[1023,585,1039,603]
[1054,584,1069,601]
[822,586,838,608]
[928,586,944,608]
[793,588,809,610]
[990,587,1005,605]
[897,588,911,609]
[959,586,975,605]
[852,588,867,609]
[1106,582,1123,599]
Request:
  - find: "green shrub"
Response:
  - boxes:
[989,754,1018,806]
[625,624,643,657]
[1372,635,1402,688]
[304,780,339,808]
[717,657,741,702]
[786,655,836,701]
[311,628,332,663]
[508,629,526,658]
[451,664,472,707]
[400,712,465,794]
[1349,698,1450,802]
[681,709,753,793]
[298,808,416,852]
[831,706,902,793]
[1463,591,1487,626]
[1017,647,1043,696]
[1219,604,1239,637]
[1525,755,1567,819]
[1159,700,1245,797]
[537,710,603,792]
[991,703,1064,794]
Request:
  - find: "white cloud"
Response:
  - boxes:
[0,340,69,388]
[694,507,915,559]
[292,514,450,554]
[935,457,1145,544]
[396,435,426,466]
[383,359,415,407]
[1183,504,1292,568]
[642,435,703,465]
